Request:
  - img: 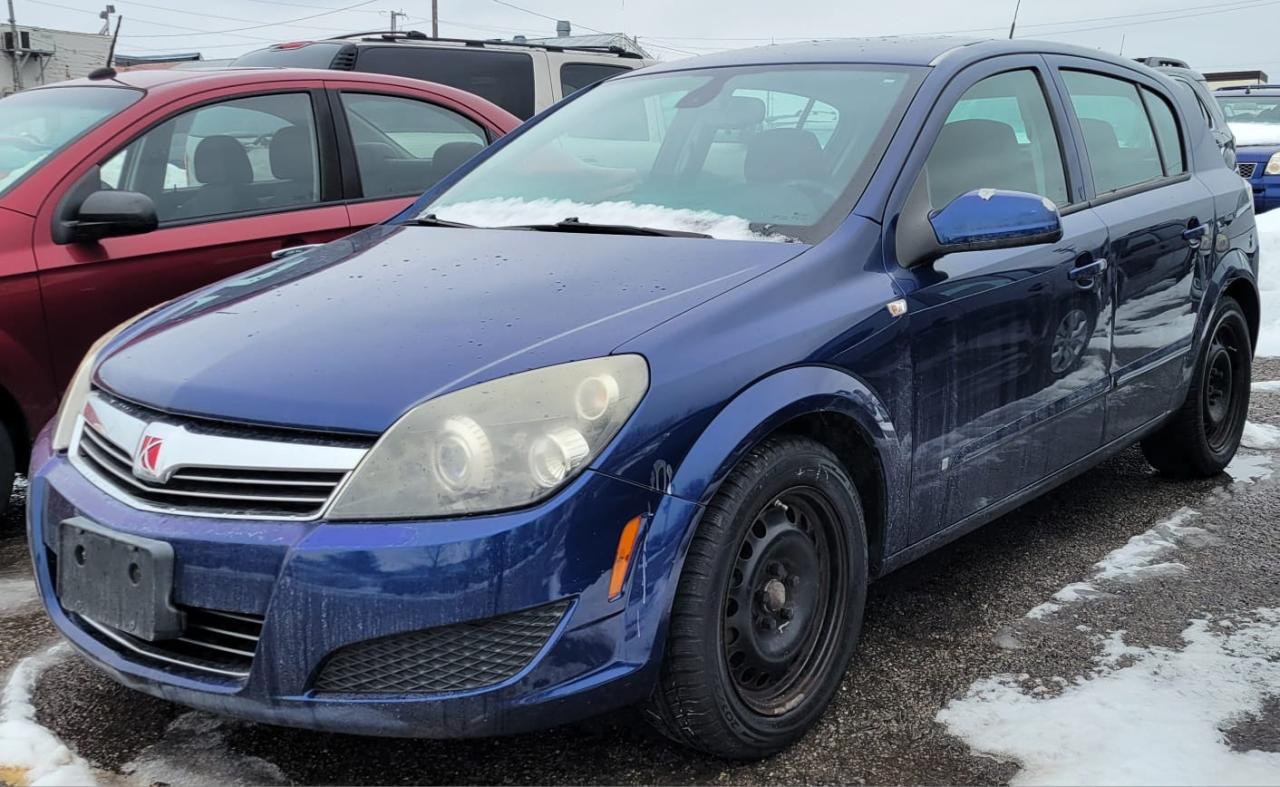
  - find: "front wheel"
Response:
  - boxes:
[644,435,867,759]
[1142,296,1252,477]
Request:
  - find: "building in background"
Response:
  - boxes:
[2,25,110,95]
[1205,69,1270,89]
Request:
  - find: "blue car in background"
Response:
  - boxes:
[29,37,1258,759]
[1218,84,1280,212]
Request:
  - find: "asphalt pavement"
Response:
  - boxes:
[2,361,1278,785]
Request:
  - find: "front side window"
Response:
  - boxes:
[0,86,140,197]
[423,65,923,243]
[341,92,488,198]
[1062,70,1164,194]
[924,69,1069,210]
[100,93,320,224]
[355,47,536,119]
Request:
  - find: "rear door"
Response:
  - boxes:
[888,57,1112,541]
[1049,59,1216,441]
[33,82,350,385]
[327,84,499,229]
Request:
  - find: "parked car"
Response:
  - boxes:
[1217,84,1280,212]
[1158,66,1235,167]
[232,33,654,120]
[0,67,518,509]
[29,37,1257,759]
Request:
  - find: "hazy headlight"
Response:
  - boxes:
[327,355,648,520]
[1266,152,1280,175]
[51,311,156,452]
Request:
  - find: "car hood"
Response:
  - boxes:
[97,225,804,434]
[1236,143,1280,160]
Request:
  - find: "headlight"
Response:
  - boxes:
[1266,152,1280,175]
[327,355,648,520]
[51,313,152,452]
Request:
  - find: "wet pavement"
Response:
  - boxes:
[1,360,1278,785]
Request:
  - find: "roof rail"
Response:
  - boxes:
[324,30,643,58]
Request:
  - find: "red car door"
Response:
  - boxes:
[325,79,516,230]
[32,80,352,385]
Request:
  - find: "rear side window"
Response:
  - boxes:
[1062,70,1164,194]
[924,69,1069,209]
[355,47,535,119]
[560,62,630,95]
[1141,87,1185,175]
[340,92,488,198]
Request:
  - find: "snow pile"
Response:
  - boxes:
[1243,421,1280,450]
[1230,121,1280,148]
[122,712,286,786]
[0,578,37,616]
[1255,380,1280,394]
[1255,210,1280,357]
[430,198,786,242]
[1226,452,1275,484]
[0,645,96,786]
[1026,508,1204,620]
[938,610,1280,785]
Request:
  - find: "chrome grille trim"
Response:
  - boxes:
[79,610,261,679]
[70,391,369,520]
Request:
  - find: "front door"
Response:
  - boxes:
[33,88,351,385]
[1052,63,1216,441]
[889,62,1112,541]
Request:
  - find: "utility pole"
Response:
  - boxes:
[388,8,405,31]
[6,0,22,92]
[431,0,438,38]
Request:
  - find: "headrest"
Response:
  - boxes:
[745,127,824,183]
[269,126,314,182]
[431,141,484,177]
[193,135,252,185]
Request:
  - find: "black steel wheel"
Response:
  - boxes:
[1142,296,1252,478]
[644,435,867,759]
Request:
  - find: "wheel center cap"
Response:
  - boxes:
[761,578,787,613]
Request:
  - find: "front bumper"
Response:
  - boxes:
[1245,172,1280,213]
[27,428,700,738]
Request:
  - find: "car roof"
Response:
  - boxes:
[637,36,1160,74]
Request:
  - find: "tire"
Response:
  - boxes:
[0,424,13,516]
[1142,296,1252,478]
[643,435,868,759]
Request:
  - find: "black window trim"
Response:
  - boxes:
[353,44,537,120]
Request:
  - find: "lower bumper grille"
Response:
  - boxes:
[1239,162,1258,178]
[80,606,264,680]
[314,601,570,694]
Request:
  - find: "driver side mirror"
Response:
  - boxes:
[898,188,1063,269]
[66,190,159,244]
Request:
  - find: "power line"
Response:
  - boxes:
[489,0,605,34]
[109,0,380,38]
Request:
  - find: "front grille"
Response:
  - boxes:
[79,606,264,680]
[1239,162,1258,178]
[71,390,368,520]
[314,601,570,694]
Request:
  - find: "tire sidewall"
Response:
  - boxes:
[1193,299,1252,466]
[0,426,13,516]
[686,443,868,751]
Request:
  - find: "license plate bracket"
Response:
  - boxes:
[57,517,184,641]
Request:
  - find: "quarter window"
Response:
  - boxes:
[1141,87,1185,175]
[99,93,321,224]
[560,62,630,95]
[354,47,536,119]
[340,92,488,199]
[924,69,1069,210]
[1061,71,1164,194]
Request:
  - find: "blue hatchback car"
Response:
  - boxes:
[29,37,1259,758]
[1218,84,1280,212]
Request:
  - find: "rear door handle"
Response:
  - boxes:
[1068,258,1108,283]
[1182,225,1208,245]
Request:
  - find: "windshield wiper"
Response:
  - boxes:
[500,217,712,239]
[411,214,475,228]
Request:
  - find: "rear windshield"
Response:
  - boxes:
[0,86,141,197]
[422,64,923,243]
[354,46,535,118]
[232,42,349,69]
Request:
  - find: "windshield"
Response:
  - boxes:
[1218,94,1280,146]
[0,86,141,198]
[421,64,923,243]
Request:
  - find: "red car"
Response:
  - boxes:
[0,67,518,507]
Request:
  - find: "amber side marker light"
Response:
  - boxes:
[609,515,644,600]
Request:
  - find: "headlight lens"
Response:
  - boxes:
[51,315,148,452]
[1266,152,1280,176]
[327,355,648,520]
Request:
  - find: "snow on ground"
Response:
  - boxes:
[1229,122,1280,147]
[430,198,786,242]
[0,578,37,616]
[1025,507,1205,620]
[0,645,95,787]
[121,712,287,786]
[1256,381,1280,394]
[1227,452,1276,484]
[1243,421,1280,450]
[937,609,1280,786]
[1254,210,1280,357]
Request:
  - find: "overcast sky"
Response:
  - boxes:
[10,0,1275,75]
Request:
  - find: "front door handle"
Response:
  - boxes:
[1067,258,1108,283]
